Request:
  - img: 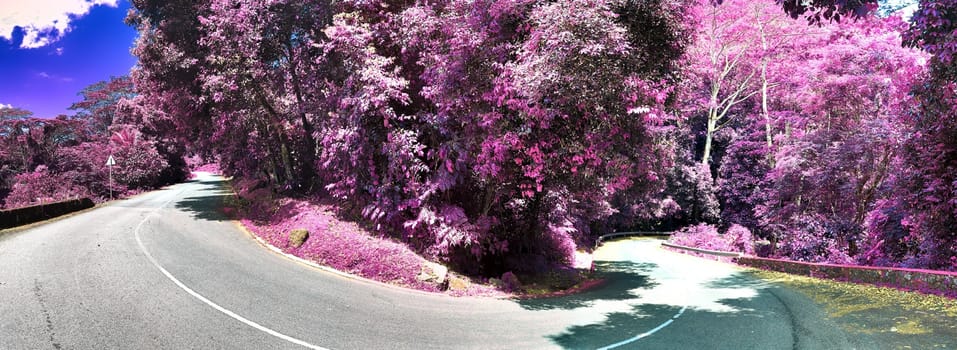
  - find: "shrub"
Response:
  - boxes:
[669,223,756,254]
[725,224,755,255]
[4,166,89,209]
[669,224,733,252]
[56,138,168,199]
[501,271,522,292]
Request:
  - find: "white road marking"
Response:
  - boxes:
[133,187,329,350]
[596,306,688,350]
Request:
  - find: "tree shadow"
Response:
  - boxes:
[704,270,777,290]
[548,304,684,349]
[527,256,817,349]
[517,261,659,311]
[543,271,791,350]
[173,178,234,222]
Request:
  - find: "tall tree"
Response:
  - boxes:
[197,0,334,189]
[753,15,925,262]
[866,0,957,269]
[69,76,135,138]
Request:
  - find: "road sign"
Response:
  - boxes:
[106,155,116,200]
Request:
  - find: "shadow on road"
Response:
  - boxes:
[541,270,791,350]
[174,178,234,222]
[548,303,684,349]
[517,261,659,311]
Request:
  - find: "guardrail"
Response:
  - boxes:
[595,231,671,248]
[660,241,743,258]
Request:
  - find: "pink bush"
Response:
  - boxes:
[186,155,221,175]
[501,271,521,292]
[5,166,90,209]
[132,0,687,276]
[669,224,735,252]
[56,136,168,200]
[725,224,755,255]
[669,223,755,255]
[192,163,221,175]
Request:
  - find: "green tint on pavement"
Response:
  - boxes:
[751,269,957,349]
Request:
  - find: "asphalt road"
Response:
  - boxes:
[1,173,879,349]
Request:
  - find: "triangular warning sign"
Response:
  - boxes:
[106,155,116,166]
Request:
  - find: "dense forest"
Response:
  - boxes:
[2,0,954,275]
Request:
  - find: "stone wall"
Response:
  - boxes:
[0,198,95,229]
[737,256,957,298]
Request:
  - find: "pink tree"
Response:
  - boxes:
[69,76,135,137]
[753,15,926,262]
[864,0,957,269]
[683,0,830,166]
[684,0,762,166]
[129,0,688,273]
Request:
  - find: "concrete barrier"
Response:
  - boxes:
[737,256,957,298]
[0,198,95,229]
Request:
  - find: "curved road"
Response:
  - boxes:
[1,174,876,349]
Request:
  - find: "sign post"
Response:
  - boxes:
[106,155,116,200]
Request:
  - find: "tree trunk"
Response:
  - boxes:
[702,110,717,165]
[286,41,317,190]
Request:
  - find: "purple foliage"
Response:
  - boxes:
[130,0,688,274]
[665,160,720,227]
[55,129,169,200]
[669,224,734,252]
[120,0,957,275]
[5,166,90,209]
[501,271,521,292]
[668,223,754,256]
[725,224,755,255]
[718,127,772,232]
[0,89,182,208]
[239,196,441,292]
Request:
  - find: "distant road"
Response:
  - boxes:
[0,173,880,349]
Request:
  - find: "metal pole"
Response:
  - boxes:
[109,163,113,201]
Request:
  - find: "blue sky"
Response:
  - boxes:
[0,0,137,118]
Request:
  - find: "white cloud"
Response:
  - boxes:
[0,103,12,109]
[36,71,74,82]
[0,0,119,49]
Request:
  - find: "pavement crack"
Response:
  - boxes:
[33,279,63,350]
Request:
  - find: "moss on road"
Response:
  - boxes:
[752,269,957,349]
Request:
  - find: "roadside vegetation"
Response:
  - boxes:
[3,0,955,293]
[0,77,188,209]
